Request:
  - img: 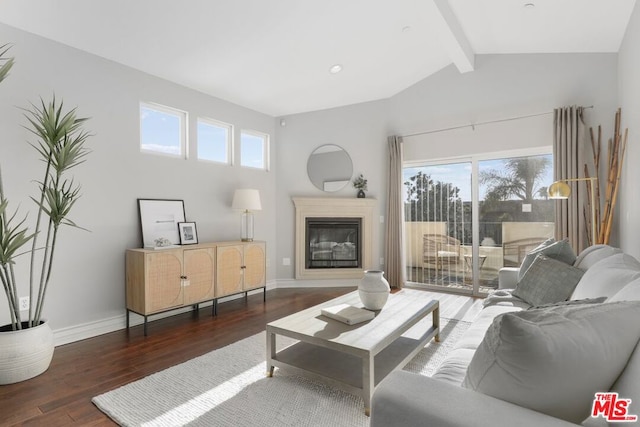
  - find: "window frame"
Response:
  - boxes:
[403,146,553,297]
[240,129,270,171]
[139,102,188,159]
[196,117,233,165]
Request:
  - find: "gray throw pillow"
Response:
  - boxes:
[462,302,640,423]
[518,238,576,281]
[513,254,584,306]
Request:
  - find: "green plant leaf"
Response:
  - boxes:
[0,202,35,266]
[0,43,14,84]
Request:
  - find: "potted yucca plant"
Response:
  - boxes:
[0,44,92,384]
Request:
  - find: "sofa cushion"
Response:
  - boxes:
[518,238,576,281]
[462,302,640,424]
[609,277,640,302]
[607,338,640,422]
[573,244,622,270]
[512,254,584,306]
[570,253,640,300]
[531,296,606,309]
[432,305,522,386]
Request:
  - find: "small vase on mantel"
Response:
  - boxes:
[358,270,390,310]
[357,189,366,198]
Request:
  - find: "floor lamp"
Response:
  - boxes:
[548,177,597,244]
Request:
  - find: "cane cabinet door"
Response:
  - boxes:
[244,242,266,291]
[146,251,183,313]
[216,245,244,297]
[183,248,216,305]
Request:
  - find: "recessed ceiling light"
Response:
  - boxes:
[329,64,343,74]
[524,2,535,8]
[402,25,412,33]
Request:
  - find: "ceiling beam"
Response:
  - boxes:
[432,0,475,73]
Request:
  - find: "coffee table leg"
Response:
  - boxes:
[266,329,275,377]
[363,352,374,416]
[433,303,440,342]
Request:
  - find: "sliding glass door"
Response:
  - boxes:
[404,161,472,293]
[404,151,554,296]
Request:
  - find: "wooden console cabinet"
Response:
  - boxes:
[126,241,266,335]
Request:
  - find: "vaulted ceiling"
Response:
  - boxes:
[0,0,636,116]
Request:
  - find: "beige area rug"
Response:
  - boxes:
[93,318,470,427]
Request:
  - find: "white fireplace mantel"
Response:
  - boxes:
[293,197,376,280]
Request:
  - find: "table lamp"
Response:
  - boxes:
[232,189,262,241]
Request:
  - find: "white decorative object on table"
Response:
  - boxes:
[358,270,390,310]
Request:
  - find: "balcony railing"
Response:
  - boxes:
[405,221,554,293]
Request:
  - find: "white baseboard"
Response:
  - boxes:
[53,314,126,346]
[52,280,279,346]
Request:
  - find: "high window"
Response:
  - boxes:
[197,118,232,164]
[140,102,187,158]
[240,130,269,170]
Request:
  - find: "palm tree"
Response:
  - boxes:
[480,157,551,202]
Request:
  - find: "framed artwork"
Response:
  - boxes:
[138,199,186,248]
[178,222,198,245]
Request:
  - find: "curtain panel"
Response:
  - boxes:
[553,106,587,252]
[384,136,405,289]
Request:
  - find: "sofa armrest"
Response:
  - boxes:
[498,267,520,289]
[370,372,579,427]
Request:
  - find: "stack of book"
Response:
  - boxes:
[321,303,375,325]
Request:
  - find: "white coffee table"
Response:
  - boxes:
[266,289,439,415]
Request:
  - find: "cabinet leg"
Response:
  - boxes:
[144,316,148,336]
[212,300,217,316]
[244,291,248,302]
[126,310,130,329]
[263,287,266,302]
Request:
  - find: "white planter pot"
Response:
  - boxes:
[358,270,390,310]
[0,321,54,385]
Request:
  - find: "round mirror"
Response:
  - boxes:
[307,144,353,192]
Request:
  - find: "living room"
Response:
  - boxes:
[1,0,640,425]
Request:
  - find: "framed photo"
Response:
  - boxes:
[138,199,186,248]
[178,222,198,245]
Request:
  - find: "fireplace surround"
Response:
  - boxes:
[293,197,376,280]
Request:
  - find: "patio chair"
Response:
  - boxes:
[423,234,462,272]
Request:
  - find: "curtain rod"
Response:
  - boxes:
[401,105,594,139]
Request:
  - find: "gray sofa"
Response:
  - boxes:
[371,244,640,426]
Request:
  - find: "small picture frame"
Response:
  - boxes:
[178,222,198,245]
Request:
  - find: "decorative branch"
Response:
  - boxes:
[585,108,627,245]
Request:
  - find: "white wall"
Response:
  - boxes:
[391,54,617,160]
[618,2,640,260]
[275,100,390,282]
[0,23,276,339]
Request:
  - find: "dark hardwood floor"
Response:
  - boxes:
[0,287,353,426]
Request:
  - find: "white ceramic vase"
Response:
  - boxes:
[0,320,54,385]
[358,270,390,310]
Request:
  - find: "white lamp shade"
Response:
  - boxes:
[232,189,262,211]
